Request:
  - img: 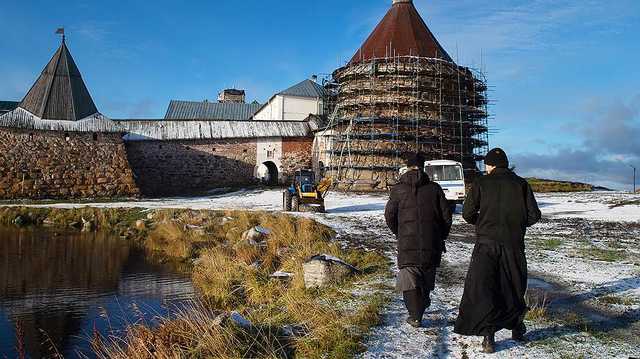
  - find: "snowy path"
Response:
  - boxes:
[7,189,640,358]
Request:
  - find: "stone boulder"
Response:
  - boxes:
[303,254,358,289]
[135,219,147,230]
[81,217,94,232]
[242,226,271,245]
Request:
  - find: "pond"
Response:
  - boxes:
[0,226,195,358]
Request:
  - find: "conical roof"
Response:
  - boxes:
[19,39,98,121]
[350,0,453,64]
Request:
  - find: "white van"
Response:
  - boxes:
[424,160,466,210]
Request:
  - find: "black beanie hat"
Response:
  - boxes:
[405,152,426,168]
[485,148,509,168]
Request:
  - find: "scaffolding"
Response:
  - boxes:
[318,55,490,191]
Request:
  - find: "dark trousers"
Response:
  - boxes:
[403,286,433,321]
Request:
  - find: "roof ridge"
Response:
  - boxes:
[63,43,77,122]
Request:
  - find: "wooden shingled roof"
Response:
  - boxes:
[19,39,98,121]
[350,0,453,64]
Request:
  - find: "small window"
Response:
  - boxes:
[266,150,274,159]
[28,133,34,140]
[243,149,248,153]
[159,144,163,150]
[64,133,70,141]
[92,133,98,141]
[212,148,216,152]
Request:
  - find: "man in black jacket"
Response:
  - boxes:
[385,153,453,328]
[454,148,542,353]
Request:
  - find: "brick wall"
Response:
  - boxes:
[125,139,258,196]
[0,128,139,199]
[281,137,313,181]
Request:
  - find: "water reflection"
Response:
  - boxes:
[0,227,195,358]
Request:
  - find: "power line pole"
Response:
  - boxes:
[630,164,637,193]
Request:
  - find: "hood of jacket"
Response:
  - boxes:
[399,169,430,193]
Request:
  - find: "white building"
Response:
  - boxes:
[253,79,327,183]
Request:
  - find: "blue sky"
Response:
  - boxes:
[1,0,639,189]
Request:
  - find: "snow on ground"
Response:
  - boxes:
[537,191,640,222]
[7,189,640,358]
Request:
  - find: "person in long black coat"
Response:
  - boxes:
[454,148,541,353]
[385,153,453,327]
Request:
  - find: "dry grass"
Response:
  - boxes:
[598,295,638,306]
[0,206,390,357]
[526,292,549,323]
[90,208,390,359]
[580,247,627,262]
[527,178,593,193]
[0,206,147,232]
[91,302,293,359]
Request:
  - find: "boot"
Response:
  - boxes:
[403,290,425,328]
[482,333,496,354]
[406,317,421,328]
[512,322,527,342]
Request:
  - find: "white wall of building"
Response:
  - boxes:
[253,95,323,122]
[256,137,283,181]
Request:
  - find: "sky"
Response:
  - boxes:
[1,0,639,190]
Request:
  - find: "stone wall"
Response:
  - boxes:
[281,137,314,181]
[125,139,257,196]
[0,128,139,199]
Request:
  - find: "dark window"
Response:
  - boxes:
[243,149,248,153]
[64,133,70,141]
[159,145,163,149]
[28,133,34,140]
[92,133,98,141]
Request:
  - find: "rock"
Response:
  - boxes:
[230,311,252,329]
[282,324,309,338]
[212,312,229,327]
[146,212,155,220]
[271,271,294,280]
[81,217,93,232]
[242,226,271,244]
[191,257,206,266]
[42,218,55,227]
[135,219,146,230]
[184,224,205,236]
[13,215,28,227]
[220,216,234,225]
[303,254,358,289]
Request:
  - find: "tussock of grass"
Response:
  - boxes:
[598,295,637,306]
[91,302,293,359]
[609,199,640,209]
[541,238,562,251]
[526,292,549,322]
[580,247,627,262]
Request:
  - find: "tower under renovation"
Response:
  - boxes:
[317,0,489,190]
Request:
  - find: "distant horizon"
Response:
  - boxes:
[1,0,638,190]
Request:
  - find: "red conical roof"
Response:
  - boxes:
[350,0,453,64]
